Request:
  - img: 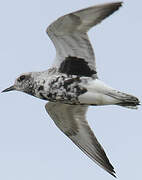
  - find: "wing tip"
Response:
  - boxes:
[109,169,117,178]
[113,1,123,10]
[91,1,123,10]
[107,1,123,6]
[103,161,116,178]
[106,1,123,13]
[104,164,116,177]
[111,172,117,178]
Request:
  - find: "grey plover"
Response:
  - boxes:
[2,2,140,177]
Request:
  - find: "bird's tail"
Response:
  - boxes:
[106,91,140,109]
[79,79,140,109]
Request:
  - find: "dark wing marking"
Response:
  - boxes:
[58,56,97,77]
[45,102,116,177]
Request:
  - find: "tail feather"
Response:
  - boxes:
[107,91,140,109]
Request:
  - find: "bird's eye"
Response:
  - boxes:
[18,75,26,82]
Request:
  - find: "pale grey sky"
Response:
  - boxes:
[0,0,142,180]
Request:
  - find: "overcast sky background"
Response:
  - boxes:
[0,0,142,180]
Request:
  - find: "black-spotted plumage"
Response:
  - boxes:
[37,74,87,104]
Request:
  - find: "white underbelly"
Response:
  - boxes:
[78,91,118,105]
[78,79,120,105]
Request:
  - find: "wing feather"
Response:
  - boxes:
[46,2,122,75]
[45,102,116,177]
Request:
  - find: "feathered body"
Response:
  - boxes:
[28,66,139,109]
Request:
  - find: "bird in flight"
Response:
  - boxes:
[2,1,140,177]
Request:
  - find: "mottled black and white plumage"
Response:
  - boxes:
[2,2,140,178]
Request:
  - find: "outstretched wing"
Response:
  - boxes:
[46,2,122,77]
[45,102,116,177]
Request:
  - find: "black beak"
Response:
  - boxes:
[1,86,15,93]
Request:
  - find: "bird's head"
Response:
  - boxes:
[2,73,35,95]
